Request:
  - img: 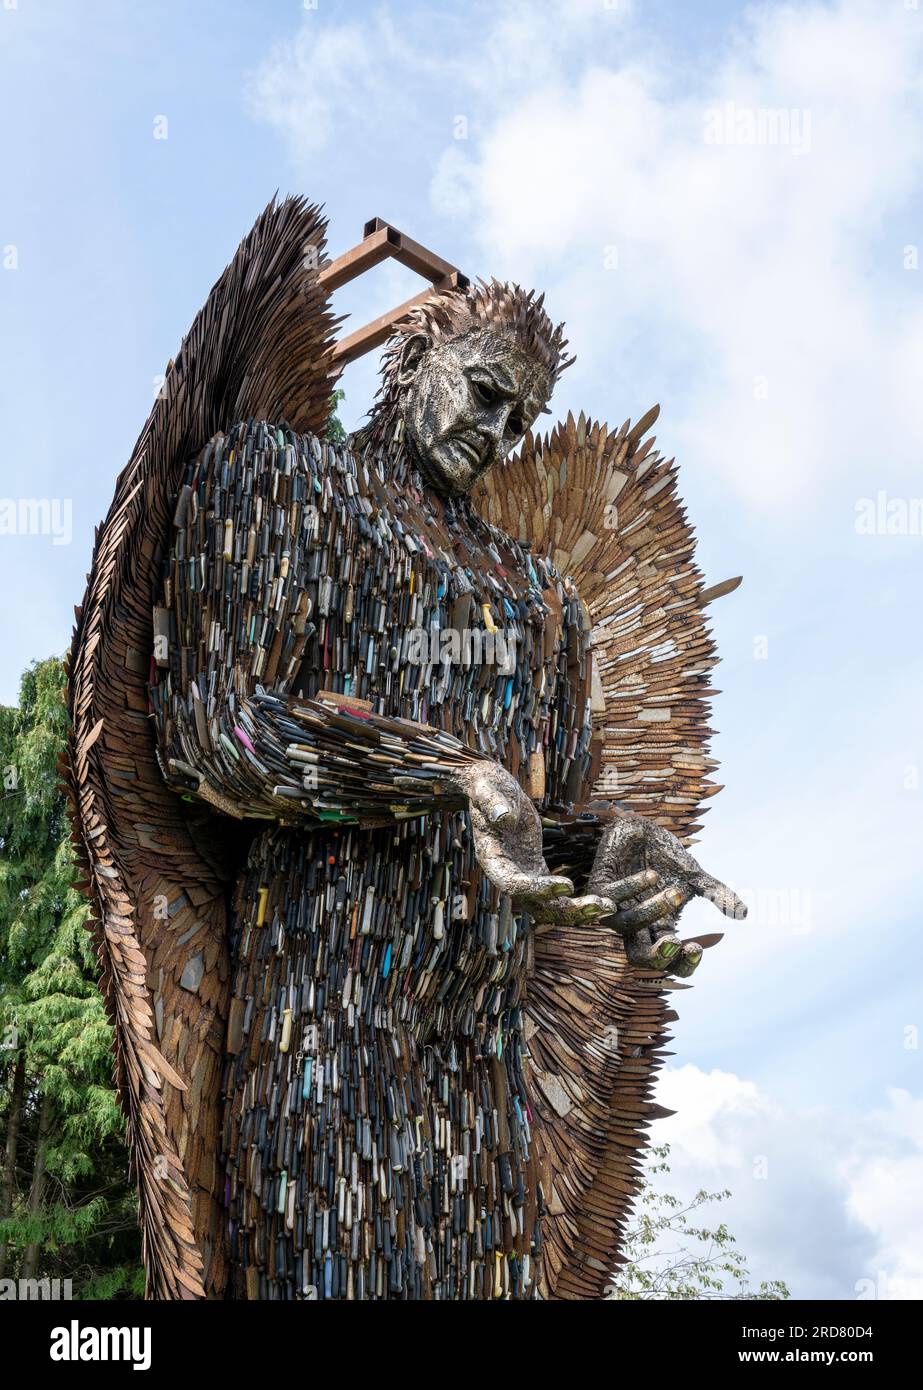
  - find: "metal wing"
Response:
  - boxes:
[474,408,739,1298]
[64,197,341,1298]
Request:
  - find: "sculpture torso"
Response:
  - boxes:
[156,421,594,1298]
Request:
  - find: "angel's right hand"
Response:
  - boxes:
[452,762,578,909]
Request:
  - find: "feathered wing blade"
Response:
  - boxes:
[64,196,342,1298]
[475,409,734,1298]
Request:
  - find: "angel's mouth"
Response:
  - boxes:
[453,437,484,467]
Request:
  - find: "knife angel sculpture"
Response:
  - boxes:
[65,196,743,1300]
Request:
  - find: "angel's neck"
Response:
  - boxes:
[349,411,476,519]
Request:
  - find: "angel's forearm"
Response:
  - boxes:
[156,685,480,826]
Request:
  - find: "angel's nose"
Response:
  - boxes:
[482,408,511,449]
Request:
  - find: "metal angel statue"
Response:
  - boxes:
[65,197,745,1301]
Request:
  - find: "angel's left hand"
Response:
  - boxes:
[582,809,746,977]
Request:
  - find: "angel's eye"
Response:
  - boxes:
[472,379,496,408]
[507,413,524,437]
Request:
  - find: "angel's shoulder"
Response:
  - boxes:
[473,507,585,610]
[177,420,359,507]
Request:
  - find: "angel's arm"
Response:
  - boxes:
[531,523,742,959]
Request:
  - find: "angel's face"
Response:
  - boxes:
[397,328,550,496]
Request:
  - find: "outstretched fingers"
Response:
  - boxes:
[606,885,684,934]
[606,868,659,903]
[586,812,744,977]
[624,929,682,970]
[671,942,704,978]
[528,893,618,926]
[512,873,576,905]
[622,928,703,976]
[692,872,748,919]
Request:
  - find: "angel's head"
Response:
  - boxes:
[366,279,573,496]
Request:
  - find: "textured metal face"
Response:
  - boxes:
[397,327,551,496]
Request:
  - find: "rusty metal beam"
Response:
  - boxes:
[331,272,466,367]
[318,225,396,293]
[360,217,467,287]
[323,219,469,364]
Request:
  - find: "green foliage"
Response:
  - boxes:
[78,1262,146,1301]
[0,657,142,1296]
[326,388,348,444]
[609,1144,790,1300]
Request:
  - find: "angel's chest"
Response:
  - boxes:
[295,471,566,768]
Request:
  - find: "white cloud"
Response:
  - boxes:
[841,1088,923,1301]
[245,0,635,172]
[245,14,410,160]
[430,0,923,510]
[652,1065,923,1300]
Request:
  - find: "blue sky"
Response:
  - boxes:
[2,0,921,1299]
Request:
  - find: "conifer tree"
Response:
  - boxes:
[0,658,142,1297]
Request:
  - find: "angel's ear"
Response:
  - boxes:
[396,332,433,388]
